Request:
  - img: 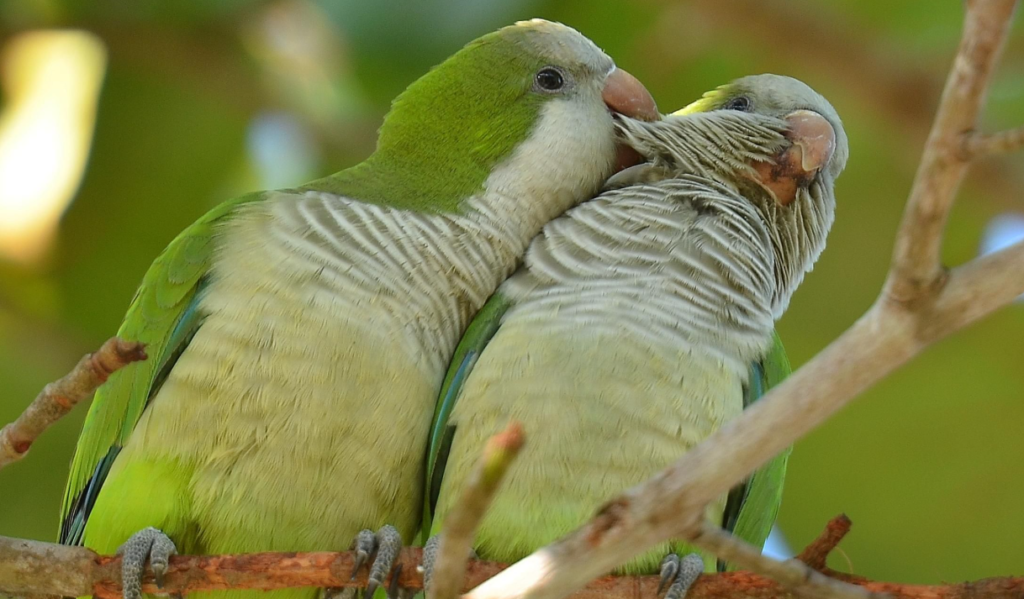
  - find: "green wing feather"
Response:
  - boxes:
[719,330,792,569]
[421,291,513,540]
[59,191,264,544]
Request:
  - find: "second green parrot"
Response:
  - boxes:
[424,74,848,597]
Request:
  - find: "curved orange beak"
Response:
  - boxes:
[750,109,836,206]
[602,68,659,122]
[603,68,659,171]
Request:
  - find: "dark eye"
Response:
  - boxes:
[535,67,565,92]
[724,96,751,111]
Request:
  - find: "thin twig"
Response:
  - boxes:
[427,422,525,599]
[0,337,146,469]
[688,524,875,599]
[796,515,853,571]
[927,238,1024,335]
[963,125,1024,158]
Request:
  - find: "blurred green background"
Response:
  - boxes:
[1,0,1022,586]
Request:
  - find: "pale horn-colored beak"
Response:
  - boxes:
[602,67,659,122]
[750,109,836,206]
[602,67,659,172]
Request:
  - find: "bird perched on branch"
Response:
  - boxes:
[424,74,847,599]
[57,19,658,599]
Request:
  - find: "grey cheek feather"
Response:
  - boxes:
[763,175,837,317]
[496,106,841,361]
[613,112,790,183]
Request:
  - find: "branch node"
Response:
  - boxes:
[797,515,853,571]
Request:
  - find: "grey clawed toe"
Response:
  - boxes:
[116,527,177,599]
[657,553,703,599]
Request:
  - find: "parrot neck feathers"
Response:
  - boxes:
[303,95,615,261]
[756,175,837,318]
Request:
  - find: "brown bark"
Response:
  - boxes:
[2,518,1022,599]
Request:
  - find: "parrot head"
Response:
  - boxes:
[679,74,848,315]
[613,74,847,317]
[341,19,658,217]
[676,73,847,192]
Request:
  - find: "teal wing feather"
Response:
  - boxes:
[421,291,513,540]
[59,191,264,544]
[718,330,792,570]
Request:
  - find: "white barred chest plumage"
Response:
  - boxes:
[111,188,559,553]
[503,180,781,363]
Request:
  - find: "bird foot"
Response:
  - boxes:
[116,526,177,599]
[417,535,441,593]
[657,553,703,599]
[330,525,403,599]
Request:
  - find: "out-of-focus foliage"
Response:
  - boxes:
[0,0,1022,585]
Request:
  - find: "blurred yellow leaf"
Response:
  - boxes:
[0,30,106,265]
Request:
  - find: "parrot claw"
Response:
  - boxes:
[116,526,177,599]
[350,529,376,580]
[658,553,703,599]
[348,525,402,598]
[386,563,403,599]
[418,535,442,592]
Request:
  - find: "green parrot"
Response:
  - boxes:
[423,74,848,598]
[57,19,659,599]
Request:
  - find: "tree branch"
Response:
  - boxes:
[0,337,146,470]
[4,518,1023,599]
[687,524,875,599]
[795,515,852,571]
[885,0,1017,303]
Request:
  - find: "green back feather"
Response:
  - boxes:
[719,331,792,569]
[59,191,264,543]
[422,292,512,539]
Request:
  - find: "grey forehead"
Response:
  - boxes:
[510,19,614,74]
[733,75,822,110]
